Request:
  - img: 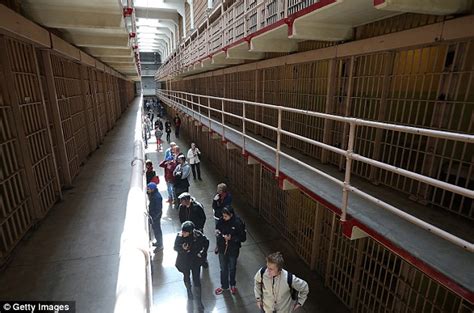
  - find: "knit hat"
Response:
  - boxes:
[147,182,157,191]
[181,221,195,233]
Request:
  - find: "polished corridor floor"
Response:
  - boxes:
[0,98,348,313]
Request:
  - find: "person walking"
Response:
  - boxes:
[174,221,209,311]
[173,114,182,138]
[165,120,172,143]
[214,206,246,295]
[212,183,232,225]
[147,182,163,250]
[173,153,191,208]
[178,192,208,268]
[187,142,202,180]
[254,252,309,313]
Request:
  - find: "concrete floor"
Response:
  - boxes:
[0,98,348,313]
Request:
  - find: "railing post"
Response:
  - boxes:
[208,97,211,129]
[275,108,282,177]
[221,99,226,141]
[242,102,246,155]
[198,95,202,124]
[341,122,356,222]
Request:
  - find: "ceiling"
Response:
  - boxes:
[20,0,184,80]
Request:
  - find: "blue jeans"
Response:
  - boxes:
[218,253,238,289]
[151,213,162,248]
[166,182,174,200]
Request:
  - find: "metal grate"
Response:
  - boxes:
[6,38,59,217]
[326,221,364,307]
[0,49,34,261]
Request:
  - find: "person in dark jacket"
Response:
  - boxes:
[212,183,232,225]
[165,120,172,143]
[178,193,206,232]
[214,206,245,295]
[174,221,209,310]
[173,114,182,138]
[145,160,157,184]
[178,192,208,269]
[147,182,163,250]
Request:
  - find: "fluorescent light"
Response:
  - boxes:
[136,18,160,27]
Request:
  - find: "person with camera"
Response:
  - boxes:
[187,142,202,180]
[214,206,246,296]
[254,252,309,312]
[174,221,209,310]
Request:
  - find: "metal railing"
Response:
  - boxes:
[156,0,324,79]
[158,89,474,252]
[114,98,153,313]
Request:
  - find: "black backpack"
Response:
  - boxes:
[259,266,298,301]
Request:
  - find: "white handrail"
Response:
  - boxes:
[158,89,474,252]
[114,99,153,313]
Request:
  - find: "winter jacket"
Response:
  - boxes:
[186,148,201,164]
[174,230,209,273]
[254,269,309,313]
[146,168,156,184]
[159,159,176,183]
[148,190,163,220]
[178,200,206,231]
[212,192,232,220]
[215,215,245,257]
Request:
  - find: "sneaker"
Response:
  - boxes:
[230,286,237,294]
[215,287,227,295]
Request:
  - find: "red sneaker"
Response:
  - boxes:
[215,287,226,295]
[230,286,237,294]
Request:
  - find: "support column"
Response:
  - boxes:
[339,57,355,170]
[310,202,324,270]
[321,59,337,164]
[79,65,92,155]
[369,52,394,183]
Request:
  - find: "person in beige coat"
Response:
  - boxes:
[254,252,309,312]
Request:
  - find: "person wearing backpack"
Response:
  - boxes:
[254,251,309,312]
[214,206,246,295]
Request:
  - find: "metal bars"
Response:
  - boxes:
[0,33,135,266]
